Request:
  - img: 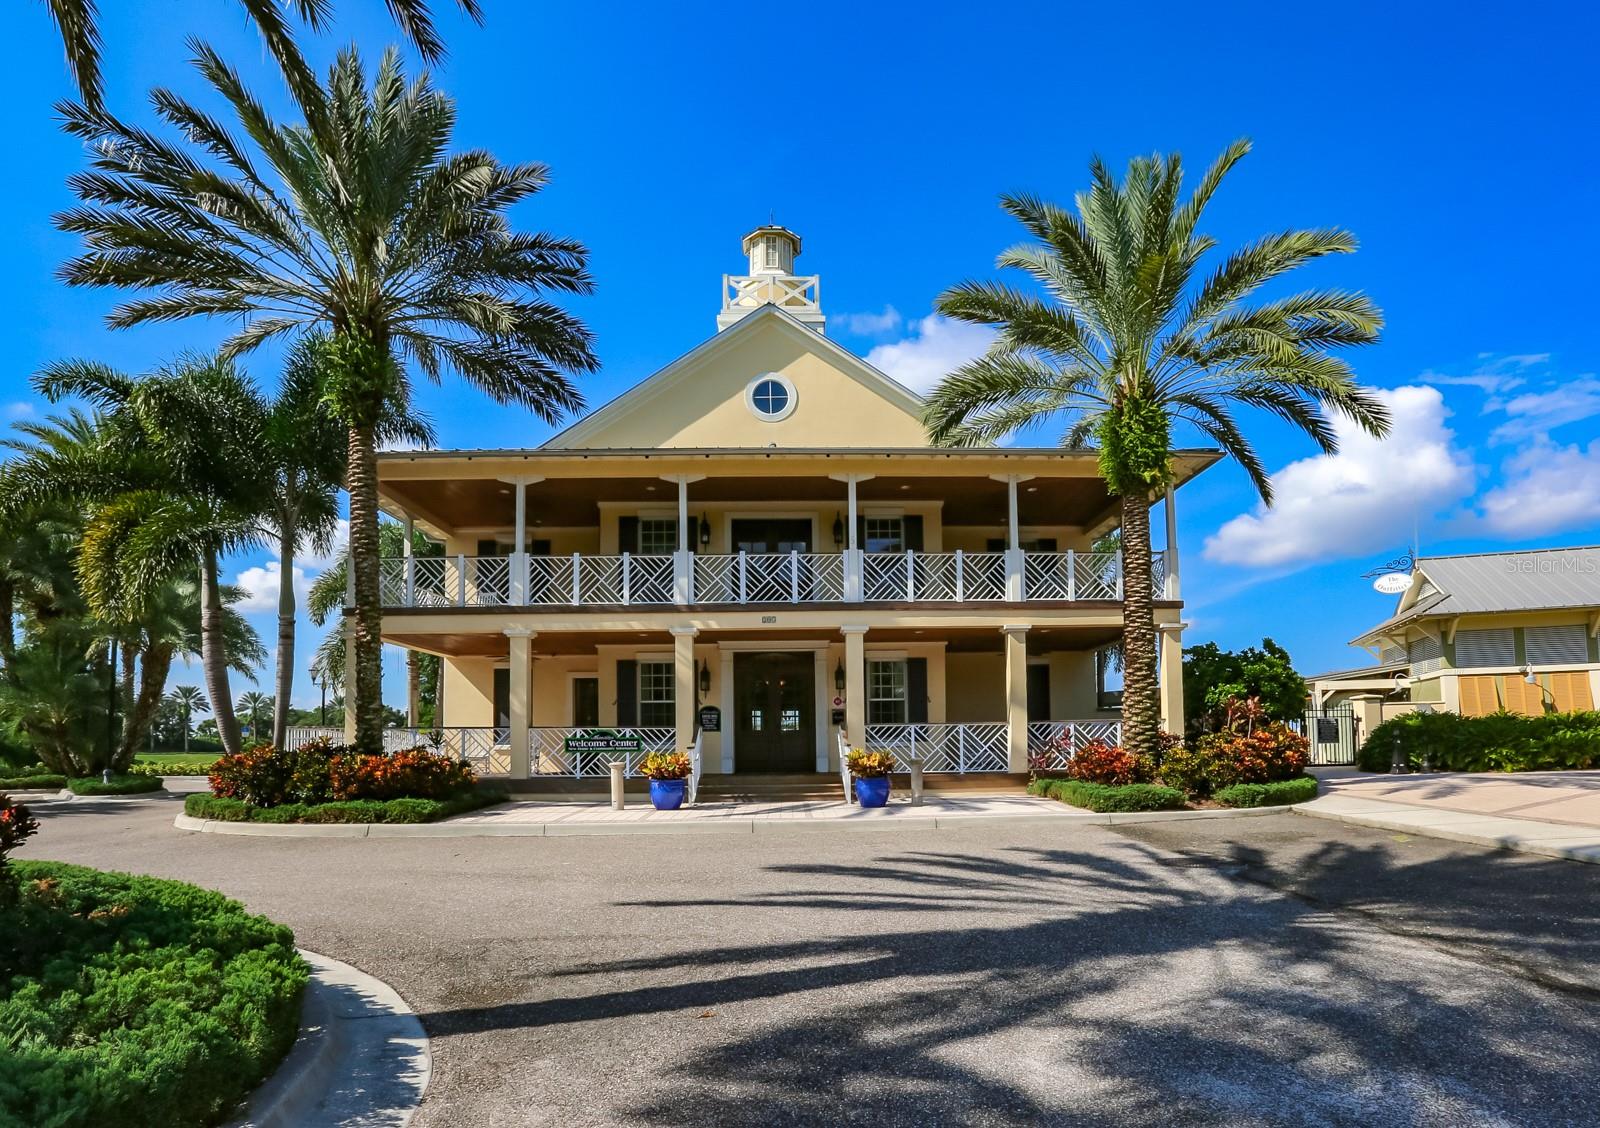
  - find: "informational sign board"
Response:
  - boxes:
[1315,718,1341,744]
[564,730,643,757]
[698,706,721,732]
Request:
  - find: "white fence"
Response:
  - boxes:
[1025,720,1124,769]
[529,727,676,776]
[863,722,1011,773]
[375,549,1171,608]
[280,725,510,774]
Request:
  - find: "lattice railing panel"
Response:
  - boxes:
[531,727,676,776]
[863,722,1010,773]
[1026,720,1123,769]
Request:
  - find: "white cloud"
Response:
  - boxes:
[1487,377,1600,442]
[1479,438,1600,537]
[1202,385,1476,568]
[833,305,904,338]
[1418,353,1546,398]
[231,560,313,614]
[4,402,33,420]
[864,314,995,394]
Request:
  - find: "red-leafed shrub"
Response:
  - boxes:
[210,738,474,806]
[1065,740,1149,786]
[327,746,474,801]
[1162,696,1309,796]
[0,795,40,906]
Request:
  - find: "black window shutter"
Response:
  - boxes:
[493,667,510,728]
[529,539,552,556]
[616,660,638,725]
[906,658,928,723]
[477,538,499,557]
[986,537,1007,552]
[903,516,924,552]
[1033,537,1057,552]
[618,516,639,555]
[856,515,868,552]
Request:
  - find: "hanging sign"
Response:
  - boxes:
[1372,573,1412,595]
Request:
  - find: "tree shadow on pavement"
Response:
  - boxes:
[419,838,1600,1126]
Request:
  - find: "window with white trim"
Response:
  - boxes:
[638,661,675,727]
[868,658,908,725]
[764,236,779,268]
[638,518,677,556]
[864,516,905,554]
[1454,628,1515,669]
[1525,624,1590,666]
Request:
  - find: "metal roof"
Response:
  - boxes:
[1352,546,1600,643]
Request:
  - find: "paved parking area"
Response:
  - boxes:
[19,792,1600,1126]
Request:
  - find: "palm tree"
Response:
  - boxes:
[237,691,271,742]
[924,141,1389,760]
[10,355,274,755]
[37,0,482,111]
[169,685,208,753]
[56,46,599,753]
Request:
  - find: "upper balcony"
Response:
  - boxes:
[373,546,1171,610]
[371,446,1216,614]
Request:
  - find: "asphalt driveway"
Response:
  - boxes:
[20,793,1600,1127]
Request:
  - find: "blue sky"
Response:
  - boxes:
[4,1,1599,707]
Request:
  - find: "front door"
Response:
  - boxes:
[734,652,816,772]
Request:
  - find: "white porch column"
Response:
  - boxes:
[499,476,542,605]
[813,649,830,772]
[342,620,357,742]
[841,624,869,748]
[663,475,705,606]
[1157,621,1185,734]
[991,474,1033,601]
[719,648,736,772]
[830,473,873,601]
[402,512,416,607]
[671,626,699,751]
[1163,485,1181,600]
[505,628,535,778]
[1003,625,1030,772]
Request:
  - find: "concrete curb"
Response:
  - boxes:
[0,788,72,800]
[230,949,429,1128]
[175,803,1292,839]
[1294,797,1600,865]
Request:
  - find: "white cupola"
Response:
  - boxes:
[717,224,825,335]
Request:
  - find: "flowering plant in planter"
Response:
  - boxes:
[639,751,692,780]
[846,750,896,778]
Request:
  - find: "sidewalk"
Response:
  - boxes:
[1298,769,1600,864]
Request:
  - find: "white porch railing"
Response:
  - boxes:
[1026,720,1124,769]
[688,729,703,807]
[280,725,511,774]
[837,728,854,804]
[376,549,1171,608]
[863,722,1010,773]
[529,726,676,776]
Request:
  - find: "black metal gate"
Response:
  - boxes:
[1298,702,1358,765]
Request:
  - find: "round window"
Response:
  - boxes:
[745,373,797,421]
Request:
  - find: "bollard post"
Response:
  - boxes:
[609,760,625,810]
[908,757,924,806]
[1389,732,1407,775]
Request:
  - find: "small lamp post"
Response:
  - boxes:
[1415,702,1435,772]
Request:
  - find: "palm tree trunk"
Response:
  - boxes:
[117,639,137,758]
[273,523,297,748]
[0,577,15,682]
[406,650,420,727]
[1119,494,1161,760]
[118,642,173,768]
[346,423,384,755]
[199,550,243,756]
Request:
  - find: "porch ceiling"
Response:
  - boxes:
[383,623,1123,658]
[379,474,1117,535]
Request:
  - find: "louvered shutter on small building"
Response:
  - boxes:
[1453,628,1515,669]
[1524,624,1590,666]
[1409,635,1443,675]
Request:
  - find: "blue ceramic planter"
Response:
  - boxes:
[854,775,890,808]
[649,778,687,810]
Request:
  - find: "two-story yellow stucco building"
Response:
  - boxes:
[341,226,1217,789]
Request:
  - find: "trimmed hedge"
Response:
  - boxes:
[67,774,165,796]
[1358,709,1600,773]
[1029,778,1187,812]
[184,788,506,824]
[0,774,69,791]
[130,759,218,777]
[0,860,307,1127]
[1214,775,1319,808]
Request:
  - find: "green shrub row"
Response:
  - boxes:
[1028,778,1187,812]
[66,774,166,796]
[130,759,218,777]
[0,773,69,791]
[1,860,308,1127]
[1358,709,1600,773]
[1213,775,1318,808]
[184,788,506,824]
